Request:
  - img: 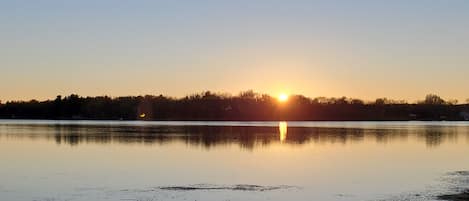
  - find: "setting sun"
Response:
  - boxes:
[278,93,289,102]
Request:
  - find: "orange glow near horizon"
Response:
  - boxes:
[278,93,289,102]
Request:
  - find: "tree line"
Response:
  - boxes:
[0,91,468,121]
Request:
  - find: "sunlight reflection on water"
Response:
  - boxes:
[279,121,287,143]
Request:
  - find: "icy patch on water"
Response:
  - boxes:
[369,171,469,201]
[110,184,302,201]
[119,184,299,193]
[22,171,469,201]
[446,171,469,176]
[156,184,298,191]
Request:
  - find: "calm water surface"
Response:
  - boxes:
[1,120,469,201]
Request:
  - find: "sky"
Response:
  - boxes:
[1,0,469,102]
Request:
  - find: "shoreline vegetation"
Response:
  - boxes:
[0,91,468,121]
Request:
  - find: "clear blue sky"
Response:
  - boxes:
[1,0,468,102]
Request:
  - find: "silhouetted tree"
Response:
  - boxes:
[447,99,458,105]
[422,94,446,105]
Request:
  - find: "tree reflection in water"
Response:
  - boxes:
[0,123,466,149]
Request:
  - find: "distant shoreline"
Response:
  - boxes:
[1,93,468,121]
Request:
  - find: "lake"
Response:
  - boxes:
[1,120,469,201]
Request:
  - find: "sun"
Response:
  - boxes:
[278,93,289,102]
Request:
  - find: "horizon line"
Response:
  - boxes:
[1,91,466,104]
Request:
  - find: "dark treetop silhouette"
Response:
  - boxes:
[0,91,468,121]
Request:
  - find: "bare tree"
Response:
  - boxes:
[447,99,458,105]
[422,94,445,105]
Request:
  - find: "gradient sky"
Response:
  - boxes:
[1,0,469,102]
